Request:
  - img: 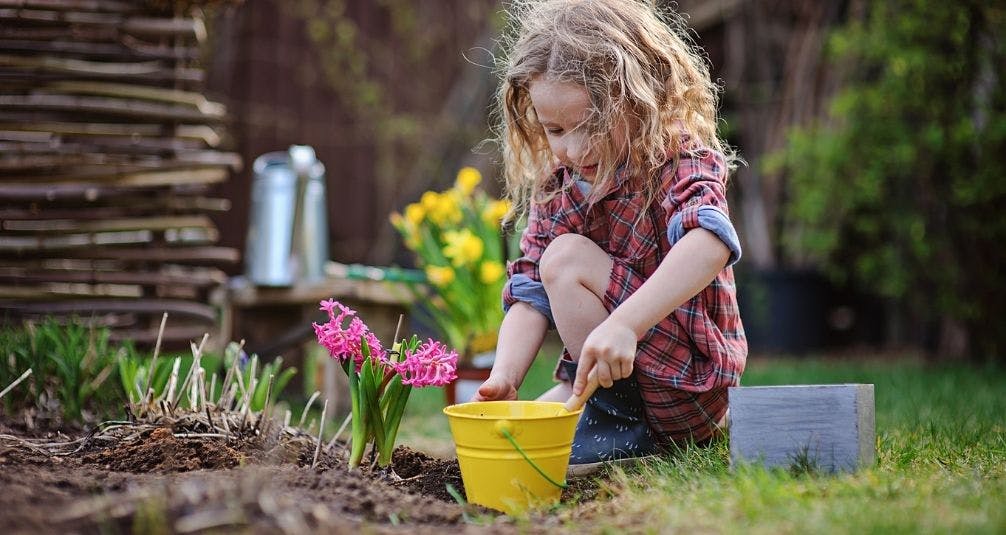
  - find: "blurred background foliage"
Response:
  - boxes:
[769,0,1005,360]
[196,0,1004,362]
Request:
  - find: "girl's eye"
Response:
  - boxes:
[546,128,563,135]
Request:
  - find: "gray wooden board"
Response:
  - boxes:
[728,384,875,472]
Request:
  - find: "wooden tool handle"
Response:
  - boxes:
[563,368,599,413]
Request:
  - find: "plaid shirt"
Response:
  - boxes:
[503,148,747,443]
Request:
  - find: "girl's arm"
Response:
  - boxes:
[572,227,730,394]
[473,301,549,401]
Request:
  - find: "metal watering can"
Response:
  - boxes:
[245,145,329,286]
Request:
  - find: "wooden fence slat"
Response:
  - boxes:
[0,245,241,264]
[0,150,242,172]
[0,166,229,185]
[38,81,226,114]
[109,323,218,346]
[0,122,221,145]
[0,94,224,122]
[0,266,227,287]
[0,38,197,61]
[0,282,143,299]
[0,196,230,219]
[0,182,204,201]
[0,64,204,85]
[1,214,215,234]
[0,298,219,323]
[0,0,138,14]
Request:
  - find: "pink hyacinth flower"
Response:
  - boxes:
[394,339,458,387]
[313,299,386,368]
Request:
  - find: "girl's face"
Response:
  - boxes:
[528,78,627,181]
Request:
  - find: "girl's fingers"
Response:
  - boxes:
[573,353,596,395]
[596,360,613,388]
[620,359,633,379]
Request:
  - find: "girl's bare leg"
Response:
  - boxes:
[535,233,613,401]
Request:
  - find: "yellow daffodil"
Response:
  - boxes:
[390,168,510,359]
[428,189,462,226]
[469,331,498,354]
[481,199,512,226]
[425,265,455,287]
[404,203,425,227]
[420,191,440,212]
[479,260,505,284]
[454,166,482,196]
[442,229,484,267]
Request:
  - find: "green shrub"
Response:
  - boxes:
[771,0,1006,359]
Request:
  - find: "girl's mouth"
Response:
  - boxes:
[579,164,598,176]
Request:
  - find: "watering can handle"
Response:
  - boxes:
[563,367,599,413]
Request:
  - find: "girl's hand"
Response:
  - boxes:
[473,375,518,402]
[574,319,637,393]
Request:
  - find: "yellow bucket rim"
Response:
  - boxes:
[443,400,583,420]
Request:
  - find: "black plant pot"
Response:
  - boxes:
[736,269,831,355]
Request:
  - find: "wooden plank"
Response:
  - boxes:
[0,166,229,185]
[228,273,415,308]
[0,39,197,61]
[728,384,876,473]
[0,150,241,172]
[0,266,227,287]
[0,62,204,85]
[0,298,219,323]
[0,7,122,24]
[0,182,210,202]
[0,245,240,264]
[0,11,203,41]
[0,282,143,299]
[37,81,225,114]
[0,141,234,162]
[0,0,138,13]
[121,17,206,42]
[0,94,223,122]
[0,228,218,251]
[108,323,218,346]
[0,196,230,219]
[1,214,215,233]
[0,122,221,145]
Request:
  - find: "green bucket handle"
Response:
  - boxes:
[495,420,567,490]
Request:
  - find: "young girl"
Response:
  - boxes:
[474,0,747,468]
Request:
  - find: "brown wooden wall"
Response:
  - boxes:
[203,0,499,271]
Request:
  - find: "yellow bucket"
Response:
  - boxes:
[443,401,582,514]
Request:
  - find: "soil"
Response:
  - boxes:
[0,416,605,533]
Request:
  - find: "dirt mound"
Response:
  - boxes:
[81,427,245,472]
[393,446,465,502]
[0,415,607,532]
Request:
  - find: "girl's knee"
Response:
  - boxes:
[539,233,599,286]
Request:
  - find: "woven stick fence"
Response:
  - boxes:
[0,0,243,348]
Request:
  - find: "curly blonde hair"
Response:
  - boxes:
[495,0,735,222]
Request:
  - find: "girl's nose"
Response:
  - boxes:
[564,136,588,165]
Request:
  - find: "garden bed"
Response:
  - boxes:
[0,415,600,533]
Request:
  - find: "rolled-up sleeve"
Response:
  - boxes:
[660,150,742,266]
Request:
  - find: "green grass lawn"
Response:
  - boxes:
[399,350,1006,532]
